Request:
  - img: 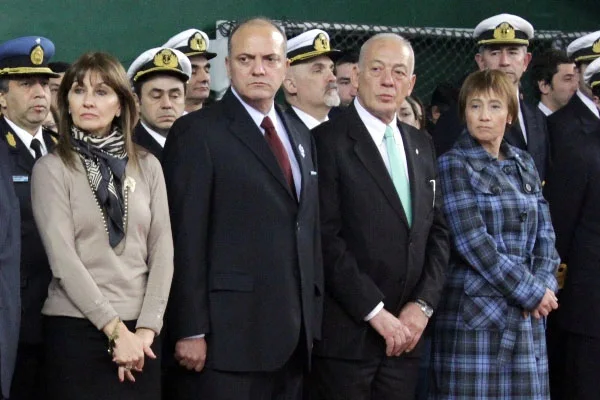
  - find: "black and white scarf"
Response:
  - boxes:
[70,126,128,248]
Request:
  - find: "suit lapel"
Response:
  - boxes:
[223,91,296,201]
[278,106,308,203]
[348,106,408,225]
[573,96,600,135]
[397,121,422,231]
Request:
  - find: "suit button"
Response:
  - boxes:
[525,183,532,193]
[491,186,502,195]
[503,166,512,174]
[519,211,529,222]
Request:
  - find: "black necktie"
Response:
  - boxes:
[30,138,43,160]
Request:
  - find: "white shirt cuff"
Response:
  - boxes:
[364,302,384,321]
[184,334,205,339]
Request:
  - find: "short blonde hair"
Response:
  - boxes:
[458,69,518,124]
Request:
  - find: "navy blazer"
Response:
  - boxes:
[0,139,21,398]
[313,103,450,359]
[162,90,323,372]
[0,117,55,345]
[133,122,164,161]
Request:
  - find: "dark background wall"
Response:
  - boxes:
[1,0,598,64]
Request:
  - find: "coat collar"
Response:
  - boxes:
[456,131,528,172]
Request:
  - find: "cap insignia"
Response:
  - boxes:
[493,22,516,41]
[593,38,600,54]
[153,49,179,68]
[30,45,44,66]
[5,132,16,148]
[189,33,207,52]
[314,33,330,52]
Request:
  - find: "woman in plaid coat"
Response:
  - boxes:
[429,70,559,399]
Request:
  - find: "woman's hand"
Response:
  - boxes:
[102,319,145,382]
[531,288,559,319]
[135,328,157,360]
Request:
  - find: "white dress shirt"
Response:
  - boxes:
[5,117,48,158]
[140,121,167,148]
[576,89,600,119]
[232,88,302,197]
[291,106,328,130]
[354,96,412,321]
[537,101,553,117]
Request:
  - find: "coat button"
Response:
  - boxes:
[520,211,528,222]
[525,183,532,193]
[503,166,512,174]
[491,186,502,195]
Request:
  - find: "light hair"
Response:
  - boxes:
[458,69,518,124]
[358,33,415,75]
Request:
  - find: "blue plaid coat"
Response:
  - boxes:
[429,133,559,399]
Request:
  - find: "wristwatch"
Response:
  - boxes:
[414,299,433,318]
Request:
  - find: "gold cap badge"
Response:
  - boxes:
[5,132,16,148]
[593,38,600,54]
[314,33,330,52]
[493,22,516,41]
[30,45,44,66]
[153,49,179,68]
[189,33,207,52]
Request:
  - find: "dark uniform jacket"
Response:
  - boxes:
[0,139,21,399]
[133,122,163,160]
[0,117,55,345]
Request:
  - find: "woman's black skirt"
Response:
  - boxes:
[44,316,161,400]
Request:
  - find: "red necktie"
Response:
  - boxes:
[261,116,295,192]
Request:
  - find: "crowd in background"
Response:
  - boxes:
[1,11,599,400]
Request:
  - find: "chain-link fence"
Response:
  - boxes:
[216,20,589,106]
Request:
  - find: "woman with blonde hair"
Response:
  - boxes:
[31,52,173,400]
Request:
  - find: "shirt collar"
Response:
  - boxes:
[355,96,398,145]
[537,101,553,116]
[577,89,600,118]
[4,116,44,150]
[140,121,167,147]
[291,106,328,130]
[231,87,278,131]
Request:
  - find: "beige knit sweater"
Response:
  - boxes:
[31,150,173,334]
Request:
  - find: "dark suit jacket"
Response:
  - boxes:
[544,120,600,338]
[312,103,450,360]
[132,122,163,160]
[546,93,599,170]
[0,118,54,345]
[432,100,549,181]
[162,90,323,371]
[0,139,20,399]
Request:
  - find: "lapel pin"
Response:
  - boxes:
[5,132,16,148]
[415,148,419,155]
[298,144,305,158]
[124,176,136,193]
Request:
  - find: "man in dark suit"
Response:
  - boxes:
[431,14,549,182]
[0,139,20,400]
[543,32,600,400]
[546,31,600,164]
[0,36,60,400]
[127,46,191,160]
[311,33,450,400]
[161,18,323,400]
[281,29,341,130]
[544,55,600,400]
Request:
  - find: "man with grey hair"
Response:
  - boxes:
[282,29,341,129]
[311,33,450,400]
[432,13,549,182]
[162,17,323,400]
